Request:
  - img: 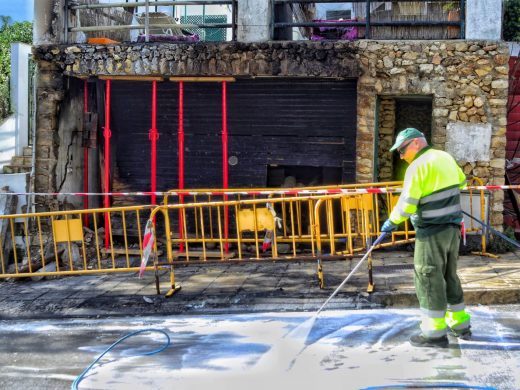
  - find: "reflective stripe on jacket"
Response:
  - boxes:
[389,148,466,229]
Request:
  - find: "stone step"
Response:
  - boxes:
[8,155,32,168]
[10,156,25,166]
[22,146,32,157]
[3,165,31,174]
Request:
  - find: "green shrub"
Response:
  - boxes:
[0,17,32,120]
[504,0,520,41]
[487,225,518,254]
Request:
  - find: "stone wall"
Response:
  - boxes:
[356,40,509,226]
[34,61,65,211]
[377,98,395,182]
[33,39,509,226]
[33,41,360,78]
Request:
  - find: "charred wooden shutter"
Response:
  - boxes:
[109,78,357,192]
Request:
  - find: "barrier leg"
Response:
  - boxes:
[154,260,161,295]
[317,256,324,289]
[165,265,181,298]
[367,252,375,293]
[315,199,325,289]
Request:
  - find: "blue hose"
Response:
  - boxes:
[71,328,170,390]
[360,384,497,390]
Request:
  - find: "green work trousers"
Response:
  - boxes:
[414,225,464,311]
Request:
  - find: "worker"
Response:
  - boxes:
[381,127,471,348]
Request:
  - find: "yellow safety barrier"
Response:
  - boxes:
[151,190,420,295]
[0,204,160,280]
[0,179,494,297]
[465,176,496,258]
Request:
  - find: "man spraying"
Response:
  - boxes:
[381,128,471,348]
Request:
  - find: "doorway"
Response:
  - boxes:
[392,97,433,180]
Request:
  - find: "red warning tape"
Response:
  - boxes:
[0,185,515,197]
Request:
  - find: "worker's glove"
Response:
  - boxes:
[381,219,399,233]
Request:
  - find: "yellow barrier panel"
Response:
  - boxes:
[53,219,84,242]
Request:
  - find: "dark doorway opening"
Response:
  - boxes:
[393,97,433,180]
[267,165,343,188]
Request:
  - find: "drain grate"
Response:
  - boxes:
[372,264,414,274]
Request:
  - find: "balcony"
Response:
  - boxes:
[63,0,465,44]
[65,0,238,44]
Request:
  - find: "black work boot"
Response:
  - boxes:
[448,326,472,340]
[409,332,448,348]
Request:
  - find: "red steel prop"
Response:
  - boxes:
[178,81,185,252]
[149,81,159,206]
[103,80,112,249]
[83,80,89,227]
[222,81,229,252]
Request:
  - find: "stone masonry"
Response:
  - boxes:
[32,39,509,226]
[356,40,508,226]
[34,60,64,211]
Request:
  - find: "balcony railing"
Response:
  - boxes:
[64,0,465,44]
[65,0,238,44]
[274,0,465,40]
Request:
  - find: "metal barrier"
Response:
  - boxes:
[465,176,496,258]
[0,191,399,291]
[0,180,494,297]
[162,181,404,256]
[0,205,157,278]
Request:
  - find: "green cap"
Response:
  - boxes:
[389,128,425,152]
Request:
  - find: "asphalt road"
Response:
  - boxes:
[0,305,519,390]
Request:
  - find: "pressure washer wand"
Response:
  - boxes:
[316,232,387,316]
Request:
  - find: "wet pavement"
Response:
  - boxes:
[1,248,520,389]
[1,249,520,319]
[0,306,519,390]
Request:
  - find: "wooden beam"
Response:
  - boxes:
[169,77,236,82]
[98,75,164,81]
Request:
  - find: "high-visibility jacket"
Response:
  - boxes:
[389,147,466,237]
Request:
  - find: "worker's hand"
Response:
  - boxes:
[381,219,399,233]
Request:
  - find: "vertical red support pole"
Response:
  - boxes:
[178,81,185,252]
[83,80,89,227]
[149,81,158,206]
[104,80,112,249]
[222,81,229,253]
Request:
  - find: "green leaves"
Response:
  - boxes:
[0,17,32,119]
[504,0,520,41]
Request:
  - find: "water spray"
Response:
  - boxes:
[316,232,387,316]
[277,232,389,370]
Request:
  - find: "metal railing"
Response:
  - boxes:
[273,0,465,40]
[63,0,465,44]
[0,181,491,297]
[162,181,404,255]
[65,0,238,44]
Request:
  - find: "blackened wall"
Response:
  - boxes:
[109,78,357,191]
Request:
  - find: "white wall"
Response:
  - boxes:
[509,42,520,57]
[466,0,503,40]
[238,0,271,42]
[0,43,31,170]
[10,43,32,157]
[0,117,16,168]
[0,173,28,215]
